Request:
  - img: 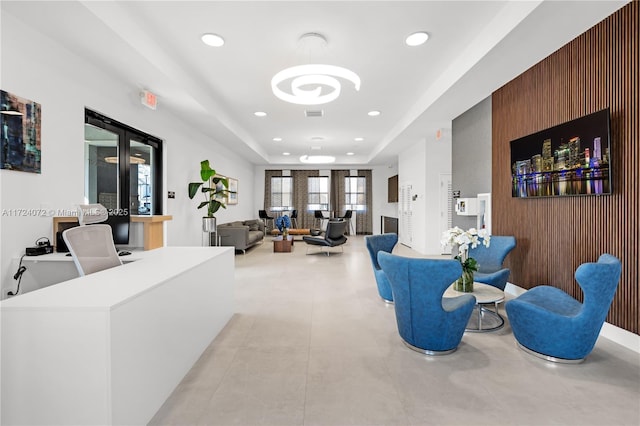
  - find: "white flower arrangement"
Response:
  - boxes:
[441,226,491,261]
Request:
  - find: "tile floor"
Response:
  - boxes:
[150,236,640,426]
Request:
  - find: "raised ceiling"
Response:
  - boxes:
[1,1,628,166]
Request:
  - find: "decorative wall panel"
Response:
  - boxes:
[492,2,638,333]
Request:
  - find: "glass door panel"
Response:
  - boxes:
[84,123,120,209]
[130,140,153,215]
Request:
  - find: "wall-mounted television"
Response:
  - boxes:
[388,175,398,203]
[510,108,611,198]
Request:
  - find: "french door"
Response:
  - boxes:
[84,109,162,215]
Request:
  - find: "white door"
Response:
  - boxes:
[399,183,412,247]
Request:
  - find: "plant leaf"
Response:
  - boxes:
[200,160,215,181]
[188,182,203,199]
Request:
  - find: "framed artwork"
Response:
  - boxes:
[228,177,238,205]
[214,174,227,204]
[1,90,42,173]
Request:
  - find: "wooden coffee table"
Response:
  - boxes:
[444,282,505,332]
[273,237,294,253]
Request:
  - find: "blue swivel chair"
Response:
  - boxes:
[467,235,516,290]
[505,254,622,363]
[378,252,476,355]
[364,233,398,303]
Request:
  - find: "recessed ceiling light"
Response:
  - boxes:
[405,31,429,47]
[283,152,290,156]
[254,111,267,117]
[311,136,325,141]
[368,110,381,117]
[201,33,225,47]
[346,152,355,156]
[273,137,282,142]
[354,137,364,141]
[311,146,322,150]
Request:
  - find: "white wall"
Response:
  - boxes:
[399,133,452,255]
[0,13,254,297]
[374,164,399,232]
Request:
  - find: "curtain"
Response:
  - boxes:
[263,170,282,215]
[358,169,373,235]
[291,169,319,229]
[330,169,349,218]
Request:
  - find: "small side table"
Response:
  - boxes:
[273,236,294,253]
[444,282,505,332]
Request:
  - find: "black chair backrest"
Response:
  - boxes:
[326,221,347,240]
[291,209,298,218]
[259,210,269,219]
[314,210,325,219]
[343,210,353,219]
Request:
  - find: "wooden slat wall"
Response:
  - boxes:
[492,1,639,334]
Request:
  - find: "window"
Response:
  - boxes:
[270,176,292,210]
[345,176,366,211]
[84,109,163,215]
[308,176,329,210]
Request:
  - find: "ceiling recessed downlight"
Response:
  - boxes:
[273,137,282,142]
[405,31,429,47]
[346,152,355,156]
[368,110,381,117]
[354,137,364,141]
[300,155,335,164]
[254,111,267,117]
[283,152,290,156]
[201,33,225,47]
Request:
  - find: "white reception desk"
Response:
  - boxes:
[1,246,235,425]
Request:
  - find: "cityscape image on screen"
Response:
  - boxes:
[510,108,611,198]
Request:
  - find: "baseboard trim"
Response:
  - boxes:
[504,282,640,354]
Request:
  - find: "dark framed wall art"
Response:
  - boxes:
[1,90,42,173]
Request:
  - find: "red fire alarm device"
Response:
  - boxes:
[141,90,157,110]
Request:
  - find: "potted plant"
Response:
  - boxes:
[440,226,491,292]
[188,160,229,234]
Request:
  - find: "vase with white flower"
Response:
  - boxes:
[441,226,491,292]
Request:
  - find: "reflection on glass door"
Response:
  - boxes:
[130,140,153,215]
[84,124,121,210]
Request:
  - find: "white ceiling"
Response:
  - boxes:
[2,1,628,166]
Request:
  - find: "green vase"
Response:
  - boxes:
[454,269,474,292]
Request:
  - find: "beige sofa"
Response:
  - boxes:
[217,219,265,253]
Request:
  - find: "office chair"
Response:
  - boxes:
[313,210,328,230]
[338,210,355,235]
[258,209,274,231]
[62,204,122,276]
[290,209,299,228]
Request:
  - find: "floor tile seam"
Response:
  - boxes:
[378,343,418,426]
[193,346,255,425]
[301,279,317,426]
[193,322,259,424]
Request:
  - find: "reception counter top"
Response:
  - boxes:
[1,246,235,425]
